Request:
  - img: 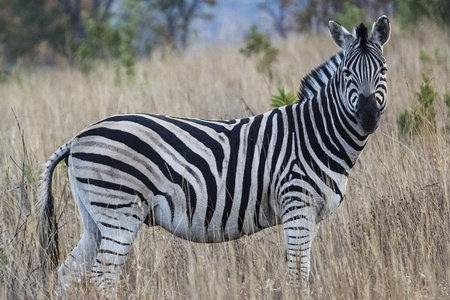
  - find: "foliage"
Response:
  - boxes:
[334,2,366,30]
[149,0,217,49]
[295,0,390,33]
[418,50,432,65]
[0,0,217,68]
[395,0,450,28]
[114,0,158,57]
[75,12,137,77]
[73,0,217,74]
[397,74,436,137]
[445,92,450,109]
[240,26,279,79]
[270,88,297,108]
[0,0,70,65]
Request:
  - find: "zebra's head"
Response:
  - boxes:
[328,15,391,135]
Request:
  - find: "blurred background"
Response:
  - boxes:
[0,0,448,71]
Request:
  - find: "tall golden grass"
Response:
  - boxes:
[1,21,449,299]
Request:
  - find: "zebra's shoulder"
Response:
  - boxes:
[297,51,344,102]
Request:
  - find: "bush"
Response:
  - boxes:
[75,12,136,78]
[270,88,297,108]
[444,92,450,108]
[397,74,436,137]
[240,25,279,79]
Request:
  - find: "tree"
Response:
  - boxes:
[395,0,450,28]
[296,0,392,33]
[258,0,296,39]
[0,0,118,66]
[150,0,216,49]
[333,2,365,29]
[56,0,116,49]
[0,0,69,65]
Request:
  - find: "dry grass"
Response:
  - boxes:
[1,21,450,299]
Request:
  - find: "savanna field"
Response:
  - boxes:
[1,21,450,299]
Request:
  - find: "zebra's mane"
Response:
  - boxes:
[297,51,344,102]
[355,22,368,45]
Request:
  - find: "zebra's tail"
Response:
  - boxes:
[37,140,72,270]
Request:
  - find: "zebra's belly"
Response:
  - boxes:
[156,221,244,243]
[152,195,271,243]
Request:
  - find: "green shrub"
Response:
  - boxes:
[75,12,136,78]
[240,25,279,79]
[75,42,95,74]
[270,88,297,108]
[444,92,450,108]
[397,74,436,137]
[419,50,432,65]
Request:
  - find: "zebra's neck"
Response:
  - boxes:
[292,66,369,176]
[297,52,344,102]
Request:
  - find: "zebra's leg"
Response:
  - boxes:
[90,211,147,298]
[58,198,101,294]
[282,199,318,292]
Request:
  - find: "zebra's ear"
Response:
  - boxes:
[328,20,354,50]
[370,15,391,47]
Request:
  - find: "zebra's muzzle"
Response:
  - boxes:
[356,93,381,134]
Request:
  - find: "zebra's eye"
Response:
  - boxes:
[343,69,352,78]
[380,67,388,75]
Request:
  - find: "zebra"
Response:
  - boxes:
[38,16,390,298]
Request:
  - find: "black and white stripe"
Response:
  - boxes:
[38,16,390,298]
